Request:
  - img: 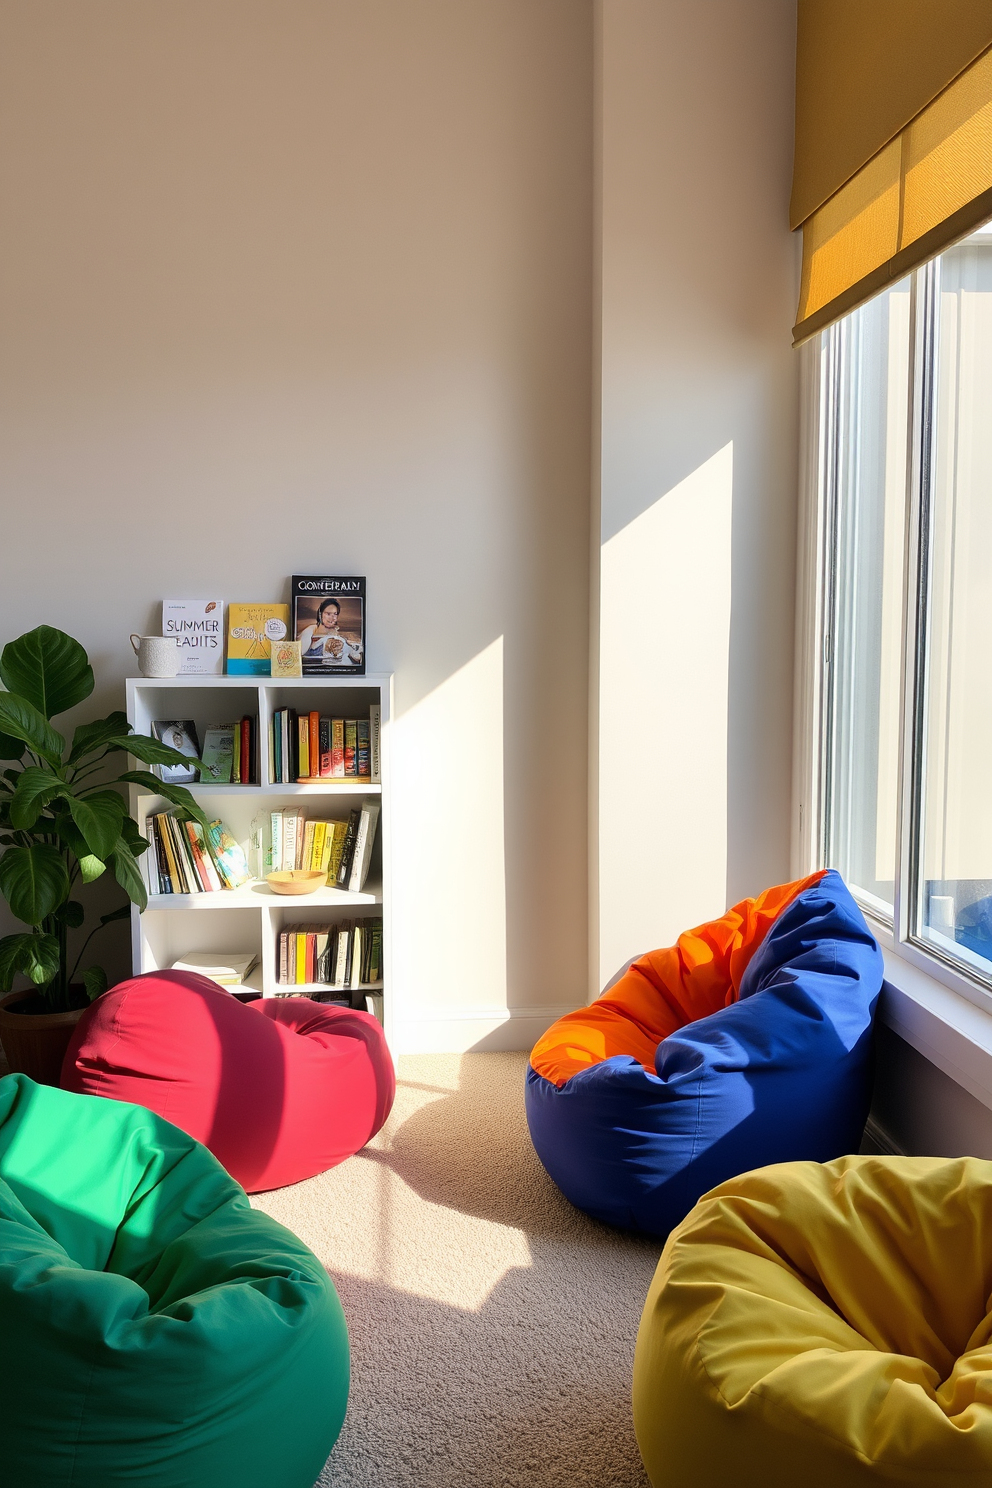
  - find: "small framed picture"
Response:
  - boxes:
[292,576,366,675]
[151,719,201,783]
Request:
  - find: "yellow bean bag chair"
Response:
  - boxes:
[633,1156,992,1486]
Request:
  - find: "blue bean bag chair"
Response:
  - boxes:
[526,870,882,1238]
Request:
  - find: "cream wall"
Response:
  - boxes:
[0,1,593,1048]
[596,0,800,987]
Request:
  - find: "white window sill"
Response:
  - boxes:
[876,940,992,1115]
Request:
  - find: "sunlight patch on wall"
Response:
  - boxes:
[599,444,733,987]
[390,639,508,1029]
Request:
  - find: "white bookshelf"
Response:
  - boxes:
[125,674,393,1046]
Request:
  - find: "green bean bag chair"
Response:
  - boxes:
[0,1074,349,1488]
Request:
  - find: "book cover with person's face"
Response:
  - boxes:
[292,577,366,674]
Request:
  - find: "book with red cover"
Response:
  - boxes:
[240,717,250,783]
[309,712,320,779]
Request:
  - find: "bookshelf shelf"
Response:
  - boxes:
[143,884,382,911]
[126,672,393,1045]
[132,782,383,798]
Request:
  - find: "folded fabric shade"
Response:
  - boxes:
[634,1155,992,1486]
[526,870,882,1237]
[0,1073,348,1488]
[61,971,395,1192]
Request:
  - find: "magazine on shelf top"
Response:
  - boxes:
[292,576,366,675]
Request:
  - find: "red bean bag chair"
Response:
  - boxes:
[60,971,395,1192]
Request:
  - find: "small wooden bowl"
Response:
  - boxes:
[266,870,325,896]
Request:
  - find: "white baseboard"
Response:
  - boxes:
[391,1004,574,1055]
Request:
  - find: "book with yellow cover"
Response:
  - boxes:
[226,603,290,676]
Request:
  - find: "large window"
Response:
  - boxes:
[810,224,992,995]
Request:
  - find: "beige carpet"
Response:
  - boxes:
[253,1052,662,1488]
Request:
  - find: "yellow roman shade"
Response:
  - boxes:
[793,2,992,345]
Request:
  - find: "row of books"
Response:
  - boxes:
[269,706,380,784]
[145,813,252,896]
[277,918,383,989]
[269,803,379,892]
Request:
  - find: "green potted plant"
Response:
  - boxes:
[0,625,208,1082]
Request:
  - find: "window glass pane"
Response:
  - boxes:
[917,228,992,976]
[824,280,911,912]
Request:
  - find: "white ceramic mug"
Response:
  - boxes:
[130,634,179,678]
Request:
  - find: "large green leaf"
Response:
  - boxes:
[109,838,147,912]
[118,816,149,856]
[0,845,70,925]
[117,772,210,830]
[50,813,107,882]
[66,791,126,861]
[58,899,85,929]
[68,711,131,765]
[106,733,202,770]
[0,693,65,767]
[8,766,66,829]
[0,626,94,719]
[0,731,25,761]
[82,965,109,1001]
[0,932,60,990]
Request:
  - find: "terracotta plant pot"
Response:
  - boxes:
[0,989,87,1087]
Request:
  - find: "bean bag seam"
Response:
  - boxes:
[67,1356,98,1488]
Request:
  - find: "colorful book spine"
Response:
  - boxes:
[370,703,381,782]
[280,710,290,784]
[344,720,357,777]
[183,820,212,892]
[331,718,345,777]
[357,718,370,779]
[319,717,332,777]
[336,809,360,885]
[240,717,251,784]
[309,712,320,780]
[327,820,348,881]
[300,820,316,874]
[298,714,309,779]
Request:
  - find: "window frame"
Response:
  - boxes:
[793,252,992,1016]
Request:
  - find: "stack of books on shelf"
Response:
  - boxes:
[269,705,380,785]
[145,813,253,895]
[171,950,259,989]
[277,916,383,993]
[269,801,379,892]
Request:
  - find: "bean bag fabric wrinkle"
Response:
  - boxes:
[61,970,395,1192]
[0,1074,348,1488]
[526,870,882,1237]
[633,1155,992,1486]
